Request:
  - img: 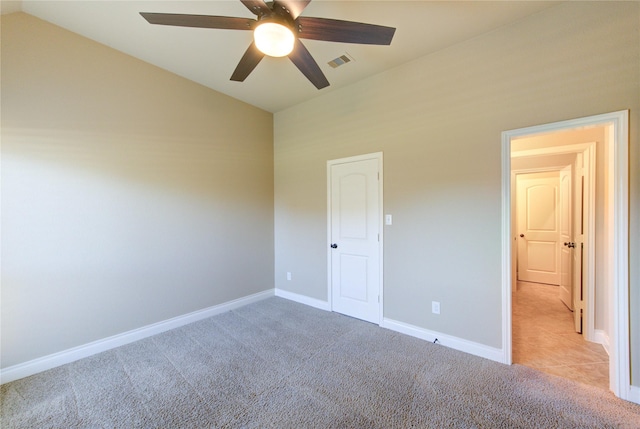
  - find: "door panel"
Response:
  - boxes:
[339,254,368,301]
[527,185,557,231]
[517,172,560,285]
[339,174,368,239]
[559,165,573,309]
[572,152,587,334]
[330,157,380,323]
[527,241,557,273]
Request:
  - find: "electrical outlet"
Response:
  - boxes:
[432,301,440,314]
[286,272,292,281]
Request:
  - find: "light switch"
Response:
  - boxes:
[385,214,392,225]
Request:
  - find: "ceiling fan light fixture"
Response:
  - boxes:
[254,21,294,57]
[141,0,396,89]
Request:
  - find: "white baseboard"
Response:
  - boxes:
[0,289,274,385]
[273,292,502,363]
[382,318,504,363]
[627,385,640,405]
[593,329,611,356]
[275,288,330,311]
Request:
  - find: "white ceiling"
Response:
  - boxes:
[2,1,559,112]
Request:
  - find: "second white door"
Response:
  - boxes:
[329,155,381,324]
[516,171,560,285]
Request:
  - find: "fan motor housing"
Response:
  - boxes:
[257,11,295,32]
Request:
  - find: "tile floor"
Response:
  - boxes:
[512,281,609,390]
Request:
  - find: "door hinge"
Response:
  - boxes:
[378,295,380,303]
[378,233,380,242]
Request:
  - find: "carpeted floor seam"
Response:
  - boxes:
[228,307,352,377]
[66,365,101,428]
[65,367,83,428]
[112,346,169,426]
[148,334,237,416]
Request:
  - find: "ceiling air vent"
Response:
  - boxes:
[328,54,354,69]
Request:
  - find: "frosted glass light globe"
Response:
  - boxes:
[254,22,294,57]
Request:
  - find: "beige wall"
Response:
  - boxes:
[1,13,274,368]
[274,1,639,383]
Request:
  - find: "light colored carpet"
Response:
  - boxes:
[2,297,640,428]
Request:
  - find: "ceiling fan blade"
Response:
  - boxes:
[230,42,266,82]
[296,17,395,45]
[273,0,311,20]
[140,12,254,30]
[288,39,329,90]
[240,0,272,17]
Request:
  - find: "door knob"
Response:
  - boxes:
[519,234,525,238]
[564,242,576,248]
[331,243,338,249]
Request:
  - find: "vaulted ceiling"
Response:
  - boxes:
[2,1,559,112]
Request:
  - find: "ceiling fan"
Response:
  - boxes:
[140,0,396,89]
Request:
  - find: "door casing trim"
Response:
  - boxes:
[501,110,631,401]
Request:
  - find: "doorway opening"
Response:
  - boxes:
[501,111,631,402]
[511,140,605,388]
[512,140,596,333]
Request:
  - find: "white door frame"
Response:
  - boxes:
[327,152,384,325]
[501,111,632,401]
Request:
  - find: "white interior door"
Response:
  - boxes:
[572,151,588,334]
[559,165,573,309]
[329,155,381,324]
[516,172,560,285]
